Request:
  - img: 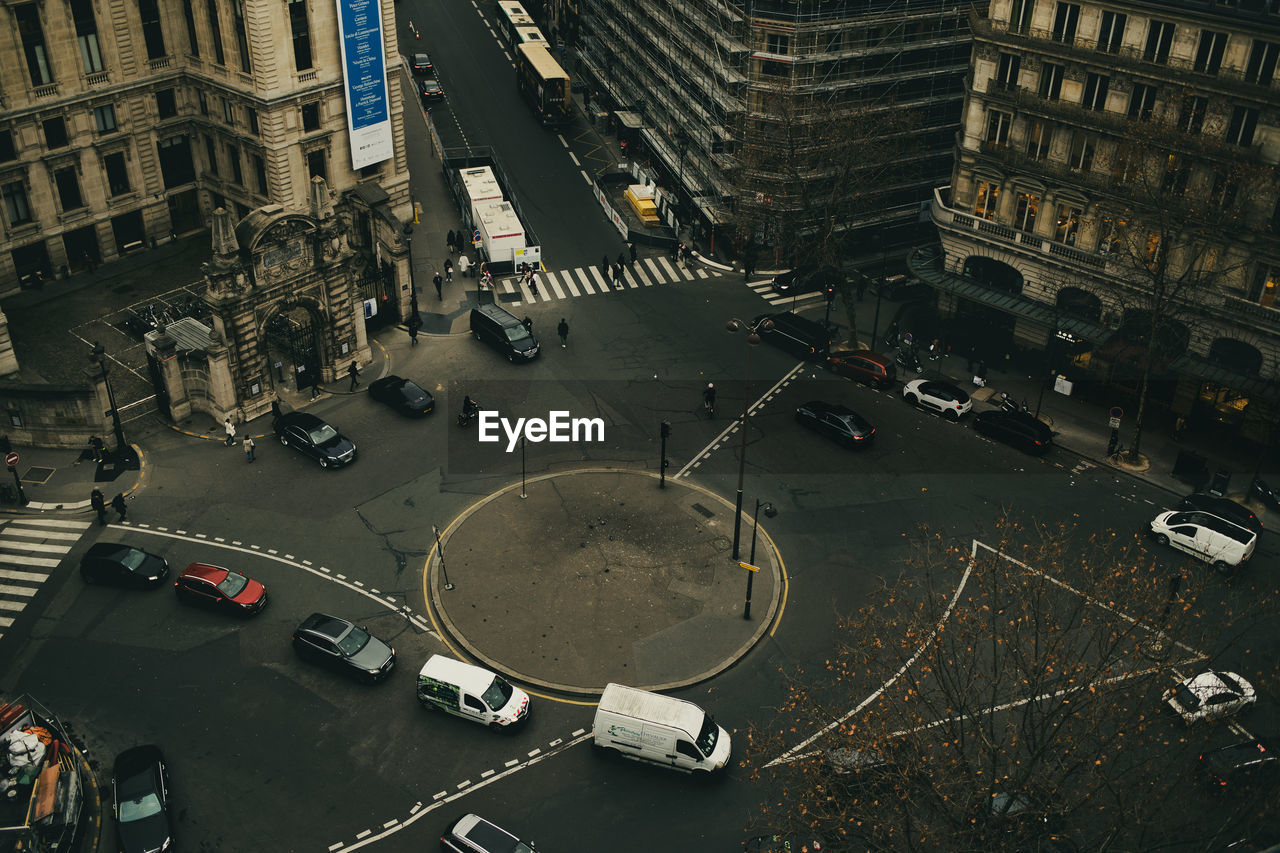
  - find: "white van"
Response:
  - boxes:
[1149,510,1257,573]
[416,655,530,728]
[591,683,731,773]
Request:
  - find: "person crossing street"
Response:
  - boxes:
[557,318,569,348]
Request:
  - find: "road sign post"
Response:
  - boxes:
[5,453,26,505]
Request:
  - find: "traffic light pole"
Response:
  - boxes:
[659,421,671,488]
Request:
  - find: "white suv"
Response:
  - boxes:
[442,814,537,853]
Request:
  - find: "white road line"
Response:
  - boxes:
[572,267,596,294]
[0,554,61,568]
[631,261,655,287]
[568,151,581,167]
[545,271,567,299]
[580,170,591,185]
[644,257,667,281]
[0,583,38,597]
[696,268,709,278]
[0,600,27,611]
[556,133,568,147]
[0,539,70,554]
[0,528,83,541]
[0,568,49,582]
[8,519,91,530]
[0,616,13,628]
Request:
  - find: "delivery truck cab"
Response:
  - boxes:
[416,655,531,728]
[591,682,731,773]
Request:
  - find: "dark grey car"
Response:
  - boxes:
[291,612,395,682]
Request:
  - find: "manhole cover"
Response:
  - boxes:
[21,466,55,484]
[690,502,715,518]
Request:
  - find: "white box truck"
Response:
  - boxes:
[591,683,731,773]
[475,200,526,265]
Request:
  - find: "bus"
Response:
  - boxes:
[515,42,571,126]
[497,2,536,48]
[514,24,549,50]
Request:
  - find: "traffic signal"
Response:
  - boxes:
[661,421,671,438]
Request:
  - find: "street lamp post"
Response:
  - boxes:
[89,343,127,454]
[726,317,771,561]
[870,235,888,351]
[744,499,774,619]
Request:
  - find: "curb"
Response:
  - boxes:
[15,444,148,513]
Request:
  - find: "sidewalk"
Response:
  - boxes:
[0,443,145,514]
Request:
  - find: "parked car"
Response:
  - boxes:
[273,411,356,468]
[753,312,828,361]
[795,400,875,448]
[1197,738,1280,789]
[368,375,435,417]
[1163,670,1255,724]
[417,77,444,106]
[771,263,840,297]
[112,745,174,853]
[875,274,932,301]
[174,562,267,615]
[972,410,1054,455]
[291,612,395,682]
[1178,493,1262,535]
[410,52,433,75]
[80,543,169,588]
[1148,510,1256,573]
[902,379,972,420]
[442,813,538,853]
[827,349,895,389]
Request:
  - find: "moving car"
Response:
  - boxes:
[410,52,433,75]
[972,410,1054,455]
[416,654,531,728]
[442,813,538,853]
[1163,670,1255,724]
[753,312,827,361]
[80,543,169,588]
[827,349,895,389]
[417,77,444,107]
[112,745,174,853]
[174,562,267,615]
[902,379,972,420]
[795,400,875,448]
[1148,510,1256,573]
[1177,493,1262,535]
[469,304,539,362]
[771,263,841,297]
[291,612,395,682]
[367,375,435,417]
[1197,738,1279,789]
[875,274,932,302]
[274,411,356,468]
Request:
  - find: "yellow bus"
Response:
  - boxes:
[515,42,571,126]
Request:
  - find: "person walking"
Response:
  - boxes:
[614,261,624,288]
[433,271,443,300]
[88,435,105,462]
[628,241,637,265]
[527,268,539,298]
[976,359,988,387]
[458,253,470,278]
[347,361,360,391]
[557,318,569,347]
[271,399,283,424]
[408,315,421,347]
[522,316,533,334]
[446,229,456,254]
[444,258,453,283]
[600,255,610,281]
[668,241,679,263]
[244,435,256,463]
[224,417,237,446]
[90,488,107,525]
[616,252,626,274]
[111,492,128,522]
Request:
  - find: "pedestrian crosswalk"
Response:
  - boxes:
[499,256,722,306]
[0,517,93,641]
[746,277,828,308]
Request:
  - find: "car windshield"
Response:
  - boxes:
[1214,672,1244,693]
[695,714,719,756]
[336,625,370,656]
[1171,683,1201,710]
[481,676,515,710]
[120,548,147,571]
[119,791,163,822]
[215,571,248,598]
[504,326,531,343]
[308,423,339,444]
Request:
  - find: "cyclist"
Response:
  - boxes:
[703,382,716,417]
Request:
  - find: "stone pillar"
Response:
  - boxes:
[83,364,114,437]
[151,332,192,421]
[0,308,19,377]
[206,331,239,421]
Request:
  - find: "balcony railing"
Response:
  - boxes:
[932,186,1106,269]
[33,83,58,99]
[85,71,110,86]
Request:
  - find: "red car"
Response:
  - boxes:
[174,563,267,615]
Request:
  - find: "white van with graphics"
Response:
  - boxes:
[591,683,731,773]
[1149,510,1257,574]
[416,655,530,728]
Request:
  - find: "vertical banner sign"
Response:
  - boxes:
[335,0,393,170]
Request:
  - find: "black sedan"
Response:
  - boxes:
[410,52,433,75]
[795,400,875,448]
[112,745,174,853]
[368,375,435,417]
[417,77,444,107]
[973,410,1053,455]
[80,542,169,588]
[273,411,356,468]
[1178,493,1262,535]
[292,612,396,682]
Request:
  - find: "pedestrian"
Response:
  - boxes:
[408,315,421,346]
[481,269,493,289]
[668,241,679,263]
[616,252,626,273]
[855,277,867,302]
[444,258,453,283]
[458,253,470,278]
[966,344,976,374]
[600,255,610,280]
[614,261,624,286]
[976,359,988,387]
[433,271,443,300]
[347,360,360,391]
[243,435,255,463]
[90,488,107,525]
[111,492,127,522]
[929,338,941,361]
[628,241,637,265]
[271,399,283,424]
[884,320,899,348]
[528,269,539,298]
[446,229,456,254]
[224,417,237,446]
[557,317,569,347]
[678,242,688,266]
[522,316,533,333]
[88,435,104,463]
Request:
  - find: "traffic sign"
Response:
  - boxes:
[5,452,18,467]
[1109,406,1124,419]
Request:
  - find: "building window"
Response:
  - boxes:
[974,181,1000,220]
[15,5,54,86]
[54,167,84,211]
[1128,84,1156,121]
[1162,154,1187,196]
[232,0,251,72]
[290,0,313,71]
[985,110,1012,146]
[3,181,33,226]
[1179,96,1207,134]
[1068,132,1095,171]
[205,135,219,176]
[1249,266,1278,308]
[227,143,242,184]
[247,108,259,134]
[208,0,226,65]
[1111,148,1137,185]
[1014,192,1039,232]
[306,148,326,181]
[43,117,69,149]
[302,102,321,131]
[1054,204,1081,245]
[104,151,131,195]
[1039,63,1063,100]
[223,98,235,124]
[183,0,200,56]
[1211,169,1239,209]
[1246,40,1280,85]
[1145,20,1174,64]
[138,0,167,60]
[1051,2,1079,43]
[766,32,789,54]
[253,153,267,194]
[156,88,177,118]
[996,52,1020,90]
[0,131,16,162]
[157,135,196,188]
[198,90,209,115]
[70,0,104,73]
[1194,30,1228,74]
[1226,106,1259,146]
[1082,73,1109,111]
[94,104,117,134]
[1098,216,1126,254]
[1097,11,1126,53]
[1010,0,1035,34]
[1026,120,1052,159]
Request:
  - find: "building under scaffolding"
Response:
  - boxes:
[568,0,981,254]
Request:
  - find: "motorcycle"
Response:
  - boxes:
[894,346,924,375]
[999,392,1030,414]
[457,401,482,427]
[1249,477,1280,511]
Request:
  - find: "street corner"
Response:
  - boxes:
[424,467,784,696]
[8,442,148,512]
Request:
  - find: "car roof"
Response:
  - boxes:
[113,744,164,777]
[86,542,139,558]
[181,563,229,581]
[980,409,1050,430]
[279,411,324,428]
[299,612,351,640]
[1203,738,1276,770]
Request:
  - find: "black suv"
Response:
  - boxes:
[1198,738,1279,789]
[771,263,841,297]
[973,410,1053,455]
[1178,493,1262,535]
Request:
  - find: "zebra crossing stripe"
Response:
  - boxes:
[0,539,70,554]
[573,267,597,295]
[0,617,12,629]
[555,270,581,297]
[0,568,50,582]
[0,554,61,568]
[631,261,655,288]
[655,257,681,280]
[0,528,83,541]
[587,266,610,292]
[546,271,568,300]
[7,519,91,529]
[696,268,710,279]
[0,600,24,612]
[0,583,39,597]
